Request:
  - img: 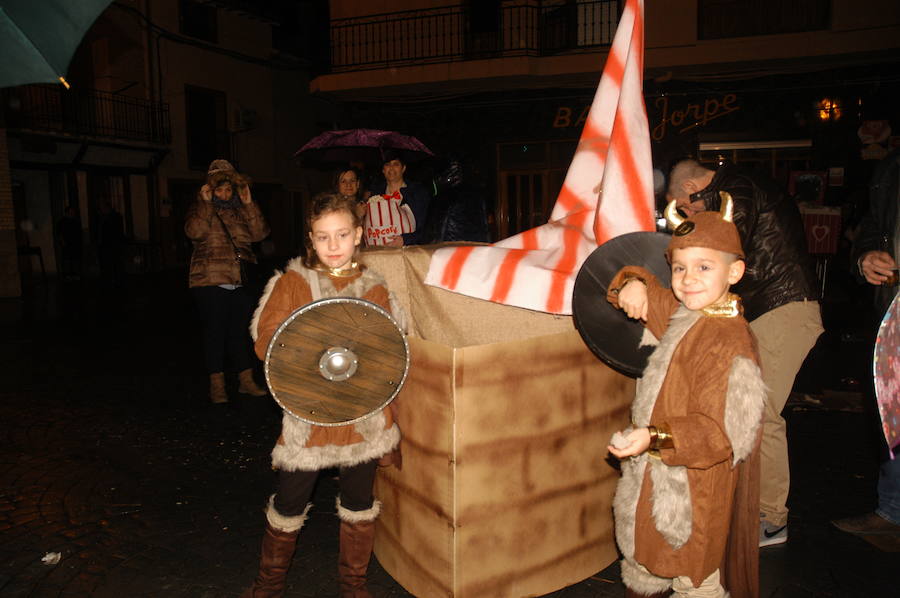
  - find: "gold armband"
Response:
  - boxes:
[647,423,674,451]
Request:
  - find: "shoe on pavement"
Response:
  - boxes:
[759,520,787,547]
[831,512,900,535]
[238,368,268,397]
[209,372,228,404]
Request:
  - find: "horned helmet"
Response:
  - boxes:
[664,191,744,259]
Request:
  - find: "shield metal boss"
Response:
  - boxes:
[572,231,672,377]
[264,297,409,426]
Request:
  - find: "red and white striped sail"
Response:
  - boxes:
[424,0,654,314]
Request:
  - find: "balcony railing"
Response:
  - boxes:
[698,0,830,40]
[329,0,621,72]
[2,85,171,145]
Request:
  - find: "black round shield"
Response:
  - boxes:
[264,297,409,426]
[572,232,672,377]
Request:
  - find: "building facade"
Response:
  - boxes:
[1,0,321,296]
[310,0,900,240]
[3,0,898,297]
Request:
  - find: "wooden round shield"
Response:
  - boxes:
[264,297,409,426]
[572,231,672,377]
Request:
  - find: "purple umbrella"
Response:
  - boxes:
[294,128,434,167]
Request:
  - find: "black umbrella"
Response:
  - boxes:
[0,0,113,89]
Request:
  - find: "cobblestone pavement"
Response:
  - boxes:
[0,273,896,597]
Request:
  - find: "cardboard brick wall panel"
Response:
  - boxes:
[456,487,619,597]
[454,337,631,443]
[374,337,456,597]
[365,246,634,597]
[376,483,454,598]
[375,333,632,597]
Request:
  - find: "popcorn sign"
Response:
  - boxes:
[363,195,416,246]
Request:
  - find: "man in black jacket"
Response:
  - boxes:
[853,148,900,314]
[668,159,823,548]
[832,148,900,536]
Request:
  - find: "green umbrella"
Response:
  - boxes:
[0,0,113,89]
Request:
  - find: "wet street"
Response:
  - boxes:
[1,270,897,597]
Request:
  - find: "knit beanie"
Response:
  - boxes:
[207,159,236,175]
[206,159,249,189]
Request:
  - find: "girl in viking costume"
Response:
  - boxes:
[606,196,766,598]
[242,193,401,598]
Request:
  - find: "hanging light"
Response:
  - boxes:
[817,98,841,121]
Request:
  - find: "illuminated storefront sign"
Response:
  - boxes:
[551,93,741,141]
[651,93,740,141]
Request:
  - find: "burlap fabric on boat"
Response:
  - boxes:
[361,244,633,598]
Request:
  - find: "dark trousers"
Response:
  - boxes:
[273,460,379,517]
[60,248,82,278]
[191,285,256,374]
[98,245,124,288]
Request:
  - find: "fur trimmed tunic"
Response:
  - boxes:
[251,258,400,472]
[608,266,765,598]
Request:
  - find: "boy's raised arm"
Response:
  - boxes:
[607,265,679,339]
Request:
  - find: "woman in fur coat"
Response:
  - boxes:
[185,159,270,403]
[241,193,401,598]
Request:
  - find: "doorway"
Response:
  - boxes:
[496,139,575,238]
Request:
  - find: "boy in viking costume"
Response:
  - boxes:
[242,193,402,598]
[606,195,766,598]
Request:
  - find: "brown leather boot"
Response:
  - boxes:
[240,524,299,598]
[338,520,376,598]
[238,368,268,396]
[209,372,228,404]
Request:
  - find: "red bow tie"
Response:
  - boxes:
[384,190,402,200]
